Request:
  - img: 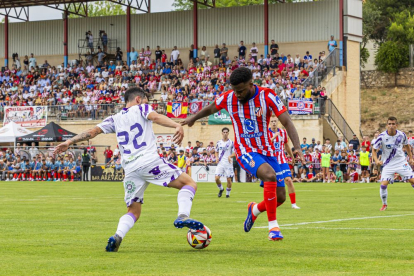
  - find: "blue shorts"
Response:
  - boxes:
[237,152,285,187]
[76,166,81,173]
[280,163,292,179]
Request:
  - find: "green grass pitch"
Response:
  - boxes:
[1,181,414,275]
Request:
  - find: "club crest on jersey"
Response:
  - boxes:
[255,107,263,117]
[249,160,255,167]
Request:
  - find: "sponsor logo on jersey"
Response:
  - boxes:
[125,181,136,194]
[125,153,144,165]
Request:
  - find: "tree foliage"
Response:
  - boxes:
[172,0,285,11]
[375,41,408,85]
[363,0,414,44]
[67,1,136,18]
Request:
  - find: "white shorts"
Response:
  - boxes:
[123,158,182,207]
[380,162,414,183]
[215,164,234,178]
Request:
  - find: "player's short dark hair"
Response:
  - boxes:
[222,127,230,132]
[230,67,252,86]
[387,116,398,123]
[124,87,146,103]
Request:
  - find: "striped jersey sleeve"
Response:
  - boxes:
[265,89,287,117]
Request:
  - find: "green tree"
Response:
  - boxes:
[375,41,409,86]
[173,0,287,11]
[67,1,136,18]
[363,0,414,44]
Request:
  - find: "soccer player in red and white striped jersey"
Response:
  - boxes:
[268,116,300,209]
[182,67,304,241]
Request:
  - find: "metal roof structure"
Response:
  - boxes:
[0,0,152,21]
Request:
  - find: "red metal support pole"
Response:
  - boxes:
[148,0,151,13]
[264,0,269,57]
[64,11,68,68]
[127,5,131,66]
[339,0,343,66]
[193,1,198,59]
[4,15,8,68]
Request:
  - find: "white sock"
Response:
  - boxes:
[217,184,223,190]
[177,185,195,217]
[269,220,279,230]
[366,178,370,183]
[380,185,388,205]
[115,213,136,238]
[226,188,231,196]
[252,204,262,217]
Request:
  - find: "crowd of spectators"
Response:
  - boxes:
[0,141,98,181]
[158,131,414,184]
[0,38,335,120]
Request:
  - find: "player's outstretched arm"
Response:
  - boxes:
[181,102,219,127]
[147,112,184,145]
[278,112,304,163]
[54,126,103,155]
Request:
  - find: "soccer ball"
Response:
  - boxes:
[187,226,212,249]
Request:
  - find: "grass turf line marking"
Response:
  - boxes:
[293,227,414,231]
[253,213,414,229]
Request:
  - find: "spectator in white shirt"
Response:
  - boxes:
[335,140,344,151]
[29,53,37,70]
[171,46,180,65]
[250,42,258,62]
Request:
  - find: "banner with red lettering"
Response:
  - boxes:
[288,99,313,115]
[4,106,48,127]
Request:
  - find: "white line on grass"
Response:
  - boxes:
[253,213,414,229]
[292,227,414,231]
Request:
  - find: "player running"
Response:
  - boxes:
[372,117,414,211]
[182,67,304,241]
[267,116,300,209]
[54,87,205,252]
[215,127,235,198]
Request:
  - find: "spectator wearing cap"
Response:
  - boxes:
[349,134,360,151]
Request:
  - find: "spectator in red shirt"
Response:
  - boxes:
[104,146,113,164]
[361,135,371,152]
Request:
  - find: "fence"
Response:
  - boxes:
[325,99,355,142]
[302,48,340,88]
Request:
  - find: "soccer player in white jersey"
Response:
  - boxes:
[53,87,204,252]
[372,117,414,211]
[215,127,235,198]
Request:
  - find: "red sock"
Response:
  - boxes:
[18,173,22,179]
[58,173,61,179]
[13,173,17,179]
[257,201,267,212]
[289,193,296,204]
[48,173,51,179]
[29,173,32,179]
[71,175,74,180]
[64,174,67,180]
[263,182,277,222]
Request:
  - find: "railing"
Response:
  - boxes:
[302,48,339,88]
[325,99,355,142]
